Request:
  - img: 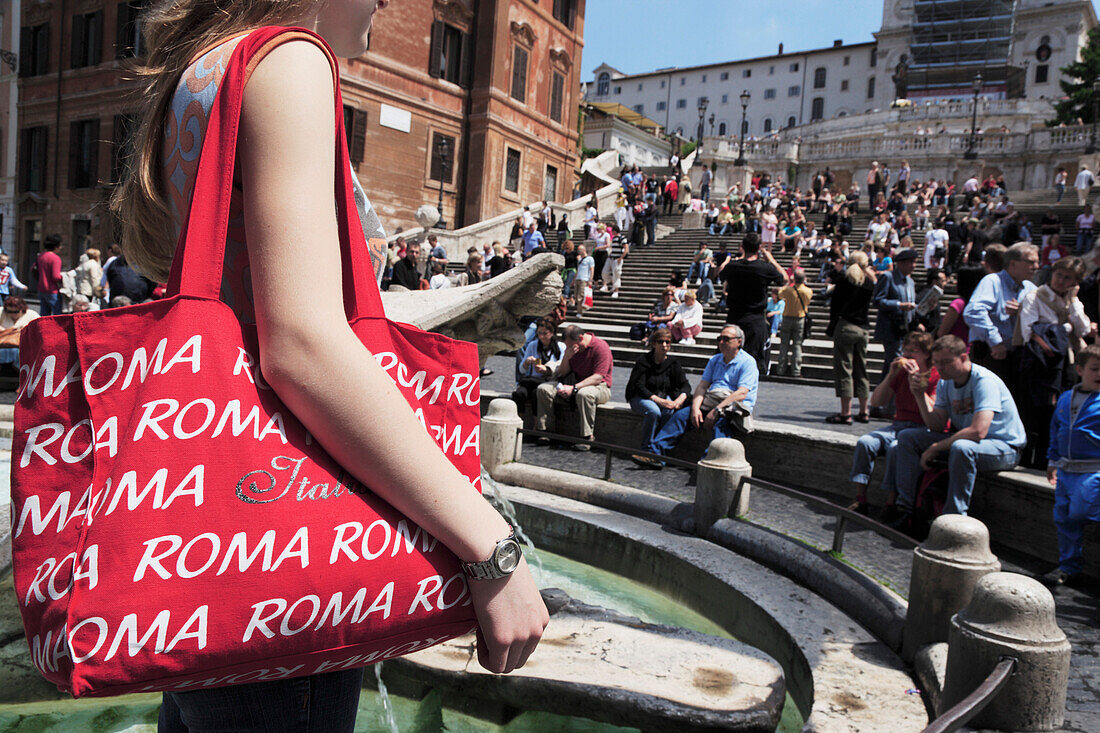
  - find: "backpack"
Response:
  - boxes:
[629,322,650,341]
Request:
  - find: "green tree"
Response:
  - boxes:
[1050,27,1100,126]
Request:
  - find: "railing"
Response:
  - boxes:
[735,476,919,553]
[515,429,919,552]
[921,657,1018,733]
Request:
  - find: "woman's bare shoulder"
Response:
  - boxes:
[244,36,334,111]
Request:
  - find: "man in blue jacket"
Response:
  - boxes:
[872,247,918,381]
[962,242,1039,383]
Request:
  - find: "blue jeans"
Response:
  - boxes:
[1076,230,1094,254]
[709,223,731,236]
[893,429,1019,515]
[650,405,737,457]
[630,397,677,453]
[849,421,924,493]
[1053,470,1100,574]
[159,668,364,732]
[562,268,576,299]
[697,278,715,302]
[39,292,60,316]
[1055,183,1065,202]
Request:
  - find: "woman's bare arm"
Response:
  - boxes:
[239,42,545,673]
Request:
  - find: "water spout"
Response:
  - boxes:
[481,470,543,578]
[373,662,400,733]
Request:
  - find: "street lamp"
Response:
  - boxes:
[735,90,750,166]
[964,72,982,160]
[1087,76,1100,154]
[696,97,709,156]
[434,135,450,229]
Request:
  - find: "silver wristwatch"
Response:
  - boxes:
[461,528,522,580]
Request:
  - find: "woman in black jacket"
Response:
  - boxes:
[827,251,878,424]
[626,327,693,458]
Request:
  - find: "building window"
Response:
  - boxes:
[680,77,686,85]
[69,119,100,189]
[867,76,875,99]
[544,165,558,202]
[701,74,707,82]
[656,101,666,111]
[843,55,850,66]
[613,85,621,94]
[20,23,50,77]
[511,45,528,102]
[430,132,456,184]
[637,83,643,91]
[552,0,576,29]
[660,79,665,88]
[841,79,849,91]
[111,114,137,183]
[343,105,367,166]
[429,21,472,87]
[71,11,104,69]
[813,67,826,89]
[768,65,775,75]
[811,97,824,120]
[550,71,565,123]
[720,72,729,80]
[698,97,708,107]
[721,94,728,104]
[870,48,877,67]
[633,104,644,114]
[1035,64,1049,84]
[504,148,521,193]
[597,72,610,96]
[764,88,776,100]
[676,99,686,109]
[116,1,145,58]
[789,62,799,72]
[20,126,48,192]
[786,115,796,128]
[718,122,727,135]
[742,69,751,78]
[787,85,800,97]
[763,117,773,132]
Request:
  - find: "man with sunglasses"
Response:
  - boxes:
[633,325,758,468]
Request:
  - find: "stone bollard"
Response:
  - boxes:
[941,572,1070,731]
[480,398,523,472]
[902,515,1001,662]
[694,438,752,536]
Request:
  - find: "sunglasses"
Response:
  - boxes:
[654,340,672,345]
[716,335,741,343]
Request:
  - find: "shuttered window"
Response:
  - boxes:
[511,45,528,103]
[71,11,103,69]
[549,71,565,123]
[116,1,145,59]
[69,119,100,189]
[20,127,49,192]
[19,24,50,77]
[428,20,472,88]
[342,105,367,166]
[505,148,521,193]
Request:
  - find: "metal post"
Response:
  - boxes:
[964,72,982,160]
[696,97,708,158]
[434,136,449,229]
[736,90,750,167]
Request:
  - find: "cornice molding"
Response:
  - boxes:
[510,21,536,49]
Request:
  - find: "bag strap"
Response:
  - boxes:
[165,26,380,321]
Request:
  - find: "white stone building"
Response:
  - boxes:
[589,0,1097,140]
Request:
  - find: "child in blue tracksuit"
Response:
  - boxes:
[1047,344,1100,584]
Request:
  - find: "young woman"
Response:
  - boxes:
[112,1,546,728]
[827,251,878,424]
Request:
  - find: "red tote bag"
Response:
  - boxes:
[10,27,482,698]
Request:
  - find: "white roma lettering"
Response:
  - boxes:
[244,583,395,642]
[23,544,99,605]
[133,527,308,582]
[100,465,205,517]
[134,398,286,444]
[328,519,437,564]
[21,417,115,467]
[82,335,202,397]
[72,606,208,664]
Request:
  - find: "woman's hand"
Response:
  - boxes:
[467,558,549,674]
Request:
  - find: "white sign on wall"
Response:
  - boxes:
[379,104,412,133]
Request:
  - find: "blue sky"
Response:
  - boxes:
[579,0,1100,79]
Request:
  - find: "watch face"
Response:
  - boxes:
[495,540,522,574]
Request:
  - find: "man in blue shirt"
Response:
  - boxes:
[872,248,918,380]
[962,242,1039,381]
[892,335,1026,518]
[632,324,758,468]
[521,222,546,259]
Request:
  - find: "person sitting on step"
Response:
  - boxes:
[535,325,613,451]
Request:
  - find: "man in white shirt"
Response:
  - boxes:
[584,202,598,240]
[1075,164,1095,207]
[925,224,949,270]
[963,176,980,194]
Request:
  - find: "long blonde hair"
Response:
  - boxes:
[109,0,320,282]
[845,251,870,286]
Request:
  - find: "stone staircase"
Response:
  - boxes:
[566,212,949,387]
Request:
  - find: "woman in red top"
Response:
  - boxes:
[847,332,940,516]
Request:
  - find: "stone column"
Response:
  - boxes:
[941,572,1070,731]
[902,515,1000,662]
[694,439,752,536]
[481,398,523,472]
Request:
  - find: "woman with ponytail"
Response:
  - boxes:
[111,2,546,729]
[826,250,879,425]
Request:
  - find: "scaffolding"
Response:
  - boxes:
[906,0,1019,97]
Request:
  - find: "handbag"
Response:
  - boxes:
[11,28,481,698]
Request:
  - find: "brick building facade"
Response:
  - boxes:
[12,0,584,283]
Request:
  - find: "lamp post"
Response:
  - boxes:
[696,97,709,156]
[434,135,450,229]
[964,72,982,160]
[735,90,750,167]
[1087,76,1100,155]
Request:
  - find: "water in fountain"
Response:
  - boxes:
[480,470,543,577]
[373,662,400,733]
